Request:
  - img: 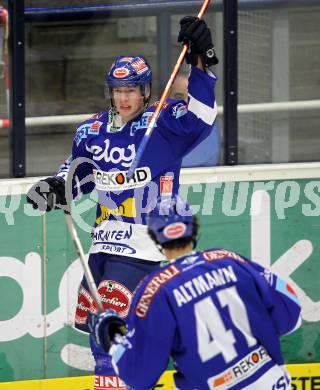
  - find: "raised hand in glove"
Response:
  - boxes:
[26,176,67,212]
[178,16,219,67]
[88,309,127,353]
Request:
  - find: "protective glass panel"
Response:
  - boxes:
[171,11,223,167]
[238,6,320,164]
[25,14,158,175]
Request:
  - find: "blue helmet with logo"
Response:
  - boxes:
[147,195,195,245]
[106,55,152,88]
[106,55,152,110]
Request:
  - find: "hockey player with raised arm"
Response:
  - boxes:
[26,16,219,390]
[88,195,302,390]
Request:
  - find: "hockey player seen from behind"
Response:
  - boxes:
[88,195,302,390]
[26,16,219,390]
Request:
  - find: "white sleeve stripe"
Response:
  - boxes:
[283,315,302,335]
[188,96,217,125]
[205,68,218,79]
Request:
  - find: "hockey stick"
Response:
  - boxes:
[64,211,104,312]
[126,0,212,180]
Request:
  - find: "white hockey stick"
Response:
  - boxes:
[64,212,104,312]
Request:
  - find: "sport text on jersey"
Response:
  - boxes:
[135,264,181,318]
[91,224,138,255]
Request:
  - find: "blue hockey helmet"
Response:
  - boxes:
[147,195,195,245]
[106,55,152,88]
[106,55,152,109]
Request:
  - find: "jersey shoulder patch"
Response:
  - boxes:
[171,101,188,118]
[75,114,106,146]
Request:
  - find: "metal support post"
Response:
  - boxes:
[8,0,26,177]
[223,0,238,165]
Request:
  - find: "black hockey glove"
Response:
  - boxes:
[26,176,67,212]
[178,16,219,67]
[88,310,127,353]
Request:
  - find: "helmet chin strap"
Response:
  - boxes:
[107,108,124,133]
[113,110,125,127]
[141,83,152,108]
[157,243,164,254]
[108,105,146,132]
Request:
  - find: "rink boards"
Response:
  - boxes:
[1,364,320,389]
[0,163,320,383]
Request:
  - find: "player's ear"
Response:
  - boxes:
[144,84,151,99]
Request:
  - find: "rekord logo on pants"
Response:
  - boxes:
[93,167,151,191]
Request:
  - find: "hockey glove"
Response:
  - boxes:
[88,310,127,353]
[178,16,219,67]
[26,176,67,212]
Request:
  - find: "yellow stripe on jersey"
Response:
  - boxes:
[96,197,136,224]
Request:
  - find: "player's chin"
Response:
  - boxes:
[119,106,132,114]
[119,108,134,119]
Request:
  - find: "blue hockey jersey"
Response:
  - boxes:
[109,248,301,390]
[56,67,217,261]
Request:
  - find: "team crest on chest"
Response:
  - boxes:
[130,112,155,136]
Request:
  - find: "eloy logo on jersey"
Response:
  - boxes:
[86,139,136,168]
[96,198,136,224]
[93,167,151,191]
[75,121,102,145]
